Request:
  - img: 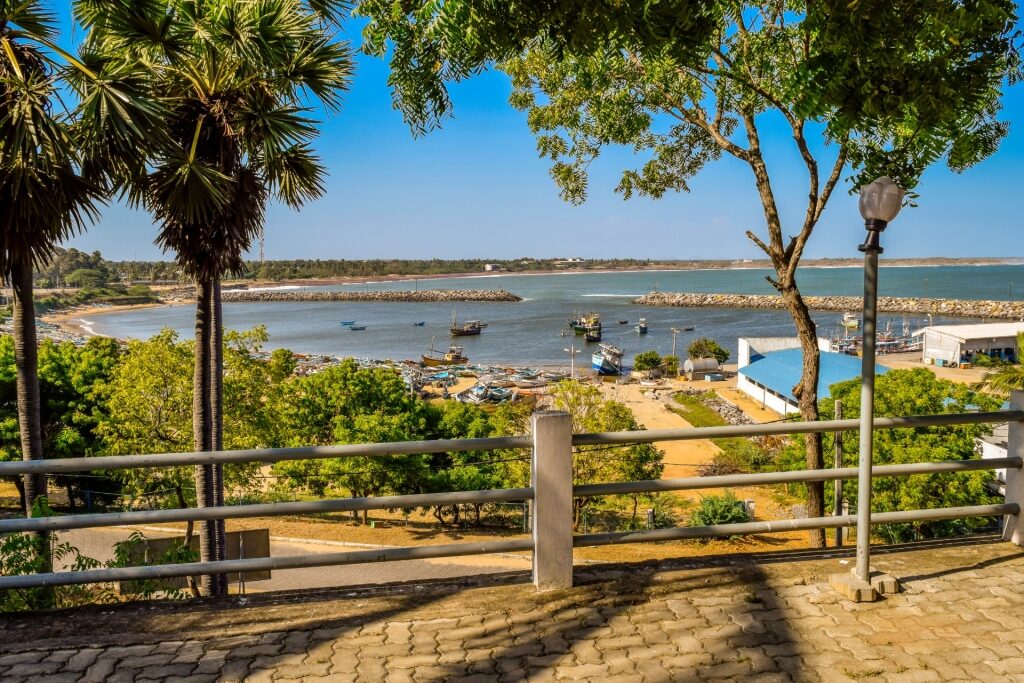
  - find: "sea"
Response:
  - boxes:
[83,265,1024,367]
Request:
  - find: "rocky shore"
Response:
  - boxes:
[634,291,1024,319]
[221,289,522,303]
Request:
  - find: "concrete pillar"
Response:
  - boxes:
[1004,391,1024,546]
[531,410,573,591]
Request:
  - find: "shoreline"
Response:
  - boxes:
[227,257,1024,289]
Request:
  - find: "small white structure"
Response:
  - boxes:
[915,322,1024,367]
[976,423,1009,494]
[683,357,719,381]
[483,263,499,272]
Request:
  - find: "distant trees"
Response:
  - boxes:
[688,338,730,364]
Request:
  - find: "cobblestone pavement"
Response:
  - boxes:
[2,536,1024,682]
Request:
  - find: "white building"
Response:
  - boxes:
[915,322,1024,367]
[737,337,882,416]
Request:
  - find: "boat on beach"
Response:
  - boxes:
[592,343,624,375]
[422,341,468,366]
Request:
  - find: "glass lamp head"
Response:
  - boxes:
[859,176,905,223]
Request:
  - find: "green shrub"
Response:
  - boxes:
[633,350,662,371]
[687,337,730,363]
[688,490,750,530]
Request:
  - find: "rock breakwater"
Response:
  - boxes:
[222,289,522,303]
[634,291,1024,319]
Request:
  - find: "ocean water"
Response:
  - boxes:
[86,265,1022,366]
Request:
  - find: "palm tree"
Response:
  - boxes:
[977,333,1024,395]
[2,2,147,511]
[1,2,155,588]
[79,0,353,595]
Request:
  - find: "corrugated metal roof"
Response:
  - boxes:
[912,322,1024,341]
[739,349,887,404]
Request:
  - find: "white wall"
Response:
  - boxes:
[736,373,800,416]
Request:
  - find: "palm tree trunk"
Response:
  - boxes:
[193,278,217,596]
[11,258,53,595]
[209,276,227,596]
[13,260,45,513]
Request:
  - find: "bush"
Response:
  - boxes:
[688,490,750,529]
[633,350,662,371]
[661,355,680,376]
[687,337,730,363]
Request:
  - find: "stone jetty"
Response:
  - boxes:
[222,289,522,303]
[634,291,1024,319]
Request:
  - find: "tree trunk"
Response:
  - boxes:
[12,260,53,592]
[13,260,45,517]
[209,277,227,595]
[176,484,200,598]
[781,285,827,547]
[193,278,218,596]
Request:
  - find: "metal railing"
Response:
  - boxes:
[0,406,1022,592]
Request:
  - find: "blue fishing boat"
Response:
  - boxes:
[412,321,426,326]
[339,320,356,326]
[635,318,649,334]
[592,343,624,375]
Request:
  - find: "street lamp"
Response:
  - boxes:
[564,344,580,379]
[855,176,904,586]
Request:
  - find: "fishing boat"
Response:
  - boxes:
[841,312,861,330]
[617,319,629,325]
[339,320,356,326]
[584,327,602,343]
[412,321,426,327]
[635,318,649,334]
[683,326,695,331]
[450,310,484,336]
[570,312,601,335]
[422,342,468,367]
[592,343,624,375]
[349,325,366,331]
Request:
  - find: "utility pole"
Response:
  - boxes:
[670,327,681,358]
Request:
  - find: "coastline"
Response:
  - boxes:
[230,257,1024,289]
[41,302,170,338]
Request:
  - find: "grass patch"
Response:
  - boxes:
[671,392,771,473]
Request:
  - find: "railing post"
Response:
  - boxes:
[532,410,573,591]
[1003,391,1024,546]
[834,400,844,547]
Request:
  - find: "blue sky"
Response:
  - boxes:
[59,12,1024,262]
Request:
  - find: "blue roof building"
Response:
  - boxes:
[737,343,887,414]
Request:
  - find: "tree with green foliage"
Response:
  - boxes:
[633,350,662,372]
[549,380,664,527]
[271,360,432,523]
[779,369,1002,542]
[688,338,730,364]
[79,0,354,594]
[0,336,122,511]
[359,0,1018,547]
[977,333,1024,394]
[0,1,153,544]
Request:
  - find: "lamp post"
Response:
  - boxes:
[670,327,681,358]
[564,344,580,379]
[855,176,905,584]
